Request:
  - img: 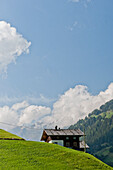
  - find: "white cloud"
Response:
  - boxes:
[0,21,31,74]
[0,101,51,130]
[0,105,19,130]
[50,83,113,128]
[67,21,78,31]
[70,0,80,2]
[19,105,51,125]
[70,0,91,3]
[0,83,113,139]
[69,0,91,8]
[0,94,55,106]
[12,101,29,111]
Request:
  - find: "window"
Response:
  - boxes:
[53,142,58,144]
[66,142,70,147]
[73,137,76,140]
[73,142,77,147]
[66,137,69,140]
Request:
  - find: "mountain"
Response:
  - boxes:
[69,99,113,167]
[0,140,112,169]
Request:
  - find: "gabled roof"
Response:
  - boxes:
[44,129,84,136]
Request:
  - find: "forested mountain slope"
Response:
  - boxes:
[69,99,113,167]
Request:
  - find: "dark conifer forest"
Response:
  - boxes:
[69,99,113,167]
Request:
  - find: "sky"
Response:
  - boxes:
[0,0,113,140]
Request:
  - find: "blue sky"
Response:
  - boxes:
[0,0,113,138]
[0,0,113,100]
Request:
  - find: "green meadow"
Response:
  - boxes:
[0,129,23,139]
[0,129,112,169]
[0,140,112,170]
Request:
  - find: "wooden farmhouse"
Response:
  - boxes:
[41,126,89,151]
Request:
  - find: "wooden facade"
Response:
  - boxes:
[47,135,80,149]
[41,126,89,151]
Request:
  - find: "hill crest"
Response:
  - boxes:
[0,129,24,140]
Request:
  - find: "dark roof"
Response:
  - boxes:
[80,141,89,149]
[44,129,84,136]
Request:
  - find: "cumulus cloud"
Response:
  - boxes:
[0,101,51,130]
[1,83,113,139]
[0,21,31,74]
[50,83,113,128]
[12,101,29,111]
[19,105,51,125]
[34,83,113,129]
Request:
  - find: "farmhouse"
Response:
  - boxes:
[41,126,89,151]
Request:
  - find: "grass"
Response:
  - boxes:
[0,129,23,140]
[0,140,112,170]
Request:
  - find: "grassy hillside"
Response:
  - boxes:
[0,140,112,169]
[69,99,113,167]
[0,129,24,140]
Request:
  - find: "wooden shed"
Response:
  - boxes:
[41,126,89,151]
